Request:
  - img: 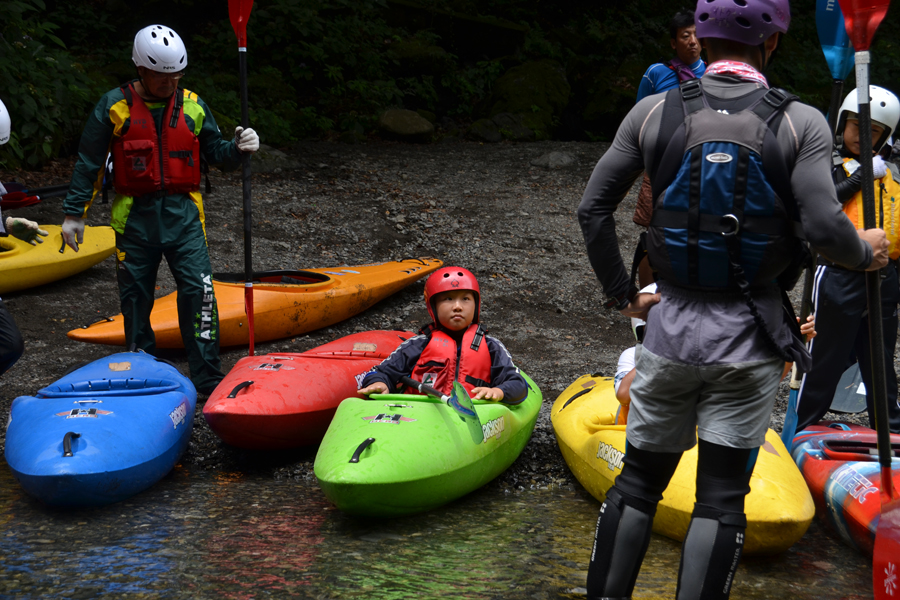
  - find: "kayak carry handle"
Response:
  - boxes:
[560,387,593,411]
[228,380,253,398]
[62,432,81,457]
[79,316,116,329]
[350,438,376,463]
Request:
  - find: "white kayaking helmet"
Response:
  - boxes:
[630,283,658,343]
[132,25,188,73]
[0,98,9,145]
[837,86,900,151]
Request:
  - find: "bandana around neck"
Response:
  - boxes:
[704,60,769,88]
[666,58,700,83]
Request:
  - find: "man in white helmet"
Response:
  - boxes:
[60,25,260,395]
[795,85,900,435]
[0,98,49,376]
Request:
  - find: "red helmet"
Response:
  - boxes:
[424,267,481,324]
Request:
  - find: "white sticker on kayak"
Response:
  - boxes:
[363,413,416,423]
[252,363,294,371]
[169,401,189,429]
[108,361,131,371]
[832,463,879,504]
[482,416,505,442]
[353,343,377,352]
[597,442,624,471]
[57,408,112,418]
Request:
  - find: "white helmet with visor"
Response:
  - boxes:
[132,25,187,73]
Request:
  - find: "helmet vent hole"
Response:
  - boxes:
[164,38,169,46]
[881,101,887,107]
[698,12,710,22]
[151,31,157,38]
[736,16,751,28]
[761,13,772,22]
[734,0,747,6]
[443,273,449,278]
[147,56,157,65]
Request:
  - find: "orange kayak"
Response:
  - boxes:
[67,257,442,348]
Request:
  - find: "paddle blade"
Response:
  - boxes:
[450,381,484,444]
[873,482,900,599]
[817,0,856,80]
[838,0,891,51]
[781,388,800,450]
[830,363,868,413]
[228,0,254,48]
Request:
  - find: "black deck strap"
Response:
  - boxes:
[470,325,485,351]
[651,210,803,238]
[687,147,703,286]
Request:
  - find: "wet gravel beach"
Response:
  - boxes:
[0,140,874,493]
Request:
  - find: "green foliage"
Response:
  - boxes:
[12,0,900,163]
[0,0,98,169]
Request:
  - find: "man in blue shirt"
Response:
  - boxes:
[636,10,706,102]
[632,9,707,277]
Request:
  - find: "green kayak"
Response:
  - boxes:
[314,373,542,516]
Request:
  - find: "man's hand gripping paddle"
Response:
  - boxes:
[782,0,859,449]
[229,0,256,356]
[838,1,899,597]
[399,376,484,444]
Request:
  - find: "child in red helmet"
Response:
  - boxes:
[358,267,528,403]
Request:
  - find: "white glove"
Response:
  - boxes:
[873,155,888,179]
[61,215,85,252]
[235,126,259,153]
[5,217,48,246]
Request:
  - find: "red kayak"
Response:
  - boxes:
[791,422,900,556]
[203,330,414,450]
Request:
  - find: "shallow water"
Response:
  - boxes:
[0,461,874,600]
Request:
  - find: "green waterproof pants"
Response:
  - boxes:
[115,222,224,394]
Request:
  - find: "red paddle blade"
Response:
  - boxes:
[228,0,255,49]
[838,0,891,51]
[873,480,900,600]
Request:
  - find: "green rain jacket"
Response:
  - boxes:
[63,81,240,244]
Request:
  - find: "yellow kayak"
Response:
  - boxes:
[0,225,116,295]
[551,374,814,555]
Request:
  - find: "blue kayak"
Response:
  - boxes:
[4,351,196,506]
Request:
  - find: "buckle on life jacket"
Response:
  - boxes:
[169,150,194,167]
[721,214,740,237]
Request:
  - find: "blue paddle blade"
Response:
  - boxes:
[450,381,484,444]
[817,0,855,80]
[781,388,800,450]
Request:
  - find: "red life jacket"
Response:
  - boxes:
[111,83,201,197]
[409,324,492,396]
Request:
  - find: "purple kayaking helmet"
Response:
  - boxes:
[695,0,790,46]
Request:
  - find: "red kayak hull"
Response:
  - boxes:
[203,330,414,449]
[791,422,900,556]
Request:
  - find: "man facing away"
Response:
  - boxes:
[577,1,888,598]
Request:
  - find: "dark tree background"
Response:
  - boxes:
[2,0,899,168]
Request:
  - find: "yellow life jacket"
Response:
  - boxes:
[841,157,900,259]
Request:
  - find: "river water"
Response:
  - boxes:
[0,459,873,600]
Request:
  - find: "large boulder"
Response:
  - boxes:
[489,60,571,140]
[467,118,502,143]
[378,109,434,141]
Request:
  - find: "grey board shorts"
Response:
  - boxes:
[627,346,783,452]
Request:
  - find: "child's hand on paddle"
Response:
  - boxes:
[471,387,504,401]
[358,382,389,395]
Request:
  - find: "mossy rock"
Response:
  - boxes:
[489,60,570,139]
[378,108,434,141]
[388,40,455,77]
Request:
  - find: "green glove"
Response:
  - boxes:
[5,217,48,245]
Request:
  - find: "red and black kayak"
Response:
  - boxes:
[203,330,413,450]
[791,422,900,555]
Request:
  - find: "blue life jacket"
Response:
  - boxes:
[646,79,805,291]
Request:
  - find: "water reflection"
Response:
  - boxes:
[0,460,875,600]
